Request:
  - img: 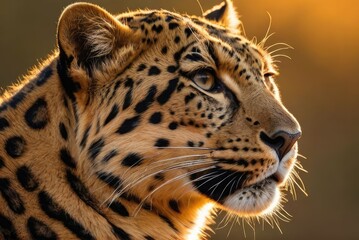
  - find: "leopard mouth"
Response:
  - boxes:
[190,167,282,215]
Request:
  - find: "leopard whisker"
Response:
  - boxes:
[133,165,216,216]
[258,12,273,48]
[155,146,214,150]
[268,46,293,56]
[150,153,210,165]
[271,54,292,60]
[106,159,211,206]
[265,42,293,51]
[297,153,308,160]
[208,171,237,195]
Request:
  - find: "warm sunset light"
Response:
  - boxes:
[261,187,281,216]
[186,203,215,240]
[0,1,357,239]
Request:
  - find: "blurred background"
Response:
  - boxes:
[0,0,358,239]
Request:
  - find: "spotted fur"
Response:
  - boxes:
[0,1,301,239]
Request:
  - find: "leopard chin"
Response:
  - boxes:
[222,176,280,216]
[191,147,298,216]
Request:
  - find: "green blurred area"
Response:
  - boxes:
[0,0,358,239]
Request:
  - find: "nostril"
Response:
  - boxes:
[260,131,301,161]
[260,132,285,156]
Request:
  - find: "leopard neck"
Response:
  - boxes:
[0,56,215,239]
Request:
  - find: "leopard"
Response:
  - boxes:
[0,1,302,239]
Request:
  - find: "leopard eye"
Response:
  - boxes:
[192,69,217,92]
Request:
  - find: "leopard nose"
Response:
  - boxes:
[260,131,301,161]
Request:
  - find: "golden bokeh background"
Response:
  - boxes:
[0,1,358,239]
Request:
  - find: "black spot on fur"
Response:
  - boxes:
[104,104,119,126]
[0,156,4,168]
[9,90,26,109]
[122,153,143,167]
[102,150,118,163]
[0,103,8,113]
[59,122,68,140]
[88,138,105,161]
[137,63,147,72]
[5,136,26,158]
[149,112,162,124]
[16,166,39,192]
[177,82,185,92]
[207,42,219,68]
[168,22,179,29]
[169,199,181,213]
[0,178,25,214]
[59,148,76,168]
[155,138,170,147]
[117,115,141,134]
[109,201,130,217]
[161,46,168,54]
[120,193,142,204]
[151,24,163,33]
[123,78,134,110]
[239,69,246,76]
[123,88,133,110]
[38,191,95,240]
[27,216,58,240]
[0,213,19,239]
[157,78,179,105]
[154,173,165,181]
[66,169,99,212]
[0,117,10,131]
[185,93,196,104]
[187,141,194,147]
[135,86,157,113]
[168,121,178,130]
[159,214,178,232]
[148,66,161,76]
[97,171,123,189]
[185,27,193,38]
[145,236,155,240]
[111,224,132,240]
[80,126,91,149]
[25,98,49,129]
[185,53,205,62]
[167,65,177,73]
[174,36,181,43]
[36,65,53,86]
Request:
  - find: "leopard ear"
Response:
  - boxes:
[203,0,240,32]
[57,2,136,69]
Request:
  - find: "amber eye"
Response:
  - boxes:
[192,69,217,91]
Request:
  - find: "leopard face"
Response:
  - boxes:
[57,1,300,216]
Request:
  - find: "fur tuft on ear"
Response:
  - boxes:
[57,2,135,68]
[203,0,241,33]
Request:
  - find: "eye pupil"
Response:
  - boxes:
[192,69,215,91]
[196,74,208,84]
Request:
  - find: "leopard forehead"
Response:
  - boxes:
[116,10,273,83]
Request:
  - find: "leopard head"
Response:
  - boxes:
[57,0,301,218]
